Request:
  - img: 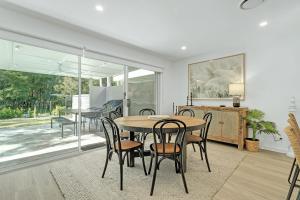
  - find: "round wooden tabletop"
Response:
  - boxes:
[114,115,206,132]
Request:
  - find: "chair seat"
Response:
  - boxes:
[186,134,203,143]
[150,143,181,154]
[116,140,142,151]
[120,131,130,138]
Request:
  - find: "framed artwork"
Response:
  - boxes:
[188,53,245,100]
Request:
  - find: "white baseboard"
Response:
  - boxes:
[260,145,288,154]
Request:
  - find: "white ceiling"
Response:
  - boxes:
[3,0,300,60]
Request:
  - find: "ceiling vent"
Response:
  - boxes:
[240,0,265,10]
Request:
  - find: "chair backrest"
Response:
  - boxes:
[177,108,195,117]
[100,117,121,152]
[139,108,156,116]
[152,119,187,157]
[284,126,300,166]
[288,113,300,133]
[109,110,122,120]
[200,112,213,140]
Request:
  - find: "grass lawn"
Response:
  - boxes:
[0,117,52,128]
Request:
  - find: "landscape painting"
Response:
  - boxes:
[188,54,245,99]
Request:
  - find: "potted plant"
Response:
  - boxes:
[245,109,279,152]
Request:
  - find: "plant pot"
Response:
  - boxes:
[245,138,259,152]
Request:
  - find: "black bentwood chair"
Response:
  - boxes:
[168,108,195,143]
[186,112,212,172]
[100,117,147,191]
[109,110,131,140]
[139,108,156,116]
[148,119,188,196]
[139,108,156,142]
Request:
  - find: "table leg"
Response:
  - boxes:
[129,131,135,167]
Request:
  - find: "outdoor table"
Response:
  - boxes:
[70,109,101,134]
[114,115,206,172]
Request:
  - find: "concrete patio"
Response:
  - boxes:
[0,122,105,163]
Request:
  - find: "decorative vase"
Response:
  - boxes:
[245,138,259,152]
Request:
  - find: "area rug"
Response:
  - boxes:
[50,143,247,200]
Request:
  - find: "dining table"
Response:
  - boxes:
[114,115,206,172]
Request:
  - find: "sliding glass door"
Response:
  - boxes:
[0,37,161,169]
[78,57,124,150]
[0,38,80,164]
[126,66,157,116]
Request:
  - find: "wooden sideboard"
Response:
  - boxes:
[178,106,248,150]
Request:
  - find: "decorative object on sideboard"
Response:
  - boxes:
[188,53,245,100]
[289,96,296,113]
[229,83,244,107]
[172,102,175,114]
[245,109,279,152]
[186,96,189,106]
[190,92,193,106]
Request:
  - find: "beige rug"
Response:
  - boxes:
[50,143,246,200]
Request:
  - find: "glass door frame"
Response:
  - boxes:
[122,65,161,117]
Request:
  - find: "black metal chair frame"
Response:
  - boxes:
[168,108,195,143]
[139,108,156,116]
[100,117,147,191]
[187,112,212,172]
[286,161,300,200]
[148,119,188,196]
[139,108,156,142]
[176,108,195,117]
[109,110,122,120]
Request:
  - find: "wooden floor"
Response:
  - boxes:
[0,145,297,200]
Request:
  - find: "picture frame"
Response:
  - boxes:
[188,53,245,100]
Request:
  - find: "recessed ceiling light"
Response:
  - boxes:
[95,5,104,12]
[240,0,265,10]
[259,21,268,27]
[181,46,187,51]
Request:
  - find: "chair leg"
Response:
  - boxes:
[287,165,300,200]
[179,156,189,194]
[139,147,148,176]
[157,157,165,170]
[202,144,211,172]
[199,143,203,160]
[192,144,196,152]
[148,154,154,175]
[126,152,129,167]
[150,156,159,196]
[102,150,110,178]
[119,154,124,191]
[288,158,297,184]
[175,158,179,173]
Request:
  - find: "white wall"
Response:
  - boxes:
[162,11,300,153]
[89,86,106,108]
[106,86,123,101]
